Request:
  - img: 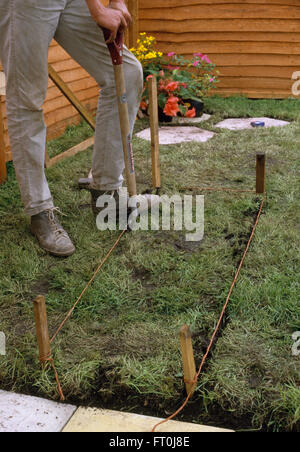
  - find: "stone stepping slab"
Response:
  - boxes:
[215,117,290,130]
[136,126,215,145]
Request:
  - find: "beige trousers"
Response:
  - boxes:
[0,0,143,215]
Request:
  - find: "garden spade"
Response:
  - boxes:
[101,27,160,226]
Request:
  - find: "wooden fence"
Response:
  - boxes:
[139,0,300,99]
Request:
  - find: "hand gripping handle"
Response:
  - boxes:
[101,27,124,66]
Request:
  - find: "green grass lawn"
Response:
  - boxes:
[0,96,299,431]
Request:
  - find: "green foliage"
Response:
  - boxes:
[131,32,219,117]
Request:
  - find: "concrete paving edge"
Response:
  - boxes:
[0,390,234,433]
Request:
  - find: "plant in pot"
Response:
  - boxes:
[130,33,219,122]
[149,75,200,123]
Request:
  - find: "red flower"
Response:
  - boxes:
[165,81,179,92]
[185,108,196,118]
[146,75,154,81]
[164,97,180,117]
[167,96,179,104]
[164,103,179,117]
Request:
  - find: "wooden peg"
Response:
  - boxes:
[179,325,197,396]
[33,296,51,366]
[256,153,266,194]
[148,76,161,189]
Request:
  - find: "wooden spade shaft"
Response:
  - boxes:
[102,27,137,197]
[113,65,137,197]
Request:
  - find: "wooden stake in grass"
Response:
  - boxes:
[179,325,197,397]
[256,153,266,194]
[33,295,51,367]
[148,76,161,189]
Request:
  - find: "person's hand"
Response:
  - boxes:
[97,7,127,43]
[85,0,127,43]
[109,1,132,28]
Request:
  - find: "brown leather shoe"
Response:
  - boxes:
[30,208,75,257]
[89,189,124,217]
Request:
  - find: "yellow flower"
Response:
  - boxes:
[131,32,162,64]
[144,51,157,59]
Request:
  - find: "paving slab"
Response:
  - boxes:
[136,126,215,145]
[63,407,233,433]
[215,117,290,131]
[0,390,77,432]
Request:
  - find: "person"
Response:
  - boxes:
[0,0,143,256]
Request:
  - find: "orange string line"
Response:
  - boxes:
[50,230,126,344]
[39,354,65,401]
[49,359,65,402]
[45,230,126,401]
[152,195,266,432]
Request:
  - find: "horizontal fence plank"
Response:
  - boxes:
[140,5,300,20]
[154,41,300,55]
[46,85,97,104]
[140,0,300,8]
[156,52,300,67]
[218,65,296,79]
[152,31,300,44]
[215,88,292,98]
[218,76,293,90]
[140,19,300,33]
